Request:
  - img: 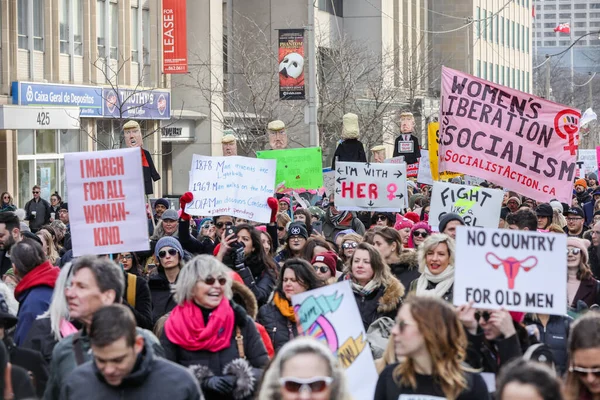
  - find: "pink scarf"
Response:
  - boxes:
[164,299,235,352]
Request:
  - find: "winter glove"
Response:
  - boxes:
[267,197,279,224]
[179,192,194,221]
[234,244,246,267]
[203,375,236,394]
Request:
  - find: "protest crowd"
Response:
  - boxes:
[1,80,600,400]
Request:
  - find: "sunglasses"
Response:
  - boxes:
[413,231,429,238]
[121,254,133,260]
[342,242,358,249]
[279,377,333,393]
[376,215,388,221]
[204,276,227,286]
[396,319,415,334]
[569,366,600,378]
[201,223,213,229]
[32,191,40,194]
[278,226,285,231]
[313,265,330,274]
[567,248,582,255]
[158,248,178,258]
[215,222,233,228]
[474,311,491,322]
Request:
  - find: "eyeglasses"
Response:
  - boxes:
[342,242,358,249]
[396,319,415,334]
[313,265,330,274]
[204,276,227,286]
[121,254,133,260]
[413,231,429,238]
[289,236,304,241]
[279,377,333,393]
[474,311,491,322]
[567,248,582,255]
[158,248,178,258]
[216,222,233,228]
[567,217,583,222]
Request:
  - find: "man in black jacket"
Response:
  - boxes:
[62,305,201,400]
[24,185,52,233]
[0,212,21,276]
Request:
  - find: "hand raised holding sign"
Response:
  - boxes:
[483,309,517,339]
[456,301,478,335]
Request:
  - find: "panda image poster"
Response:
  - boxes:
[278,29,305,100]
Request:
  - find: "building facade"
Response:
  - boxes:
[0,0,169,206]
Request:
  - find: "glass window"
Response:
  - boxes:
[33,0,43,51]
[131,7,139,61]
[544,32,556,37]
[516,23,520,51]
[489,63,493,81]
[74,0,83,55]
[18,0,28,49]
[522,25,525,52]
[591,3,600,9]
[36,130,57,154]
[506,19,510,47]
[482,9,487,40]
[495,16,499,44]
[142,9,150,66]
[544,40,556,46]
[59,130,80,153]
[18,160,33,207]
[476,60,480,77]
[592,13,600,19]
[495,64,499,83]
[559,4,571,10]
[109,1,118,59]
[575,22,587,28]
[592,22,600,27]
[512,21,515,48]
[559,13,571,19]
[488,11,493,42]
[318,0,343,16]
[97,0,106,57]
[575,13,586,18]
[476,7,480,38]
[574,3,586,9]
[483,61,487,80]
[543,13,556,19]
[60,0,69,54]
[544,5,556,10]
[506,66,510,86]
[36,160,57,201]
[559,40,570,46]
[500,16,504,46]
[500,66,504,85]
[17,130,34,155]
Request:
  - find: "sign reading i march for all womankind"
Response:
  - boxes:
[65,148,149,257]
[438,66,581,204]
[185,155,276,224]
[334,161,408,212]
[292,281,378,400]
[453,226,567,315]
[429,181,504,231]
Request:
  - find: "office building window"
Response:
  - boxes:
[97,0,106,57]
[18,0,28,49]
[476,7,480,38]
[60,0,69,53]
[559,4,571,10]
[559,40,570,46]
[512,21,515,49]
[559,13,570,19]
[142,8,150,66]
[526,27,529,53]
[483,61,487,80]
[545,40,556,46]
[495,64,499,83]
[131,7,139,61]
[488,11,493,41]
[476,60,481,77]
[489,63,493,82]
[512,69,515,89]
[495,16,499,44]
[483,9,487,40]
[591,12,600,18]
[500,66,504,85]
[60,0,83,56]
[544,5,556,10]
[318,0,343,17]
[543,14,556,19]
[574,12,586,18]
[18,0,43,51]
[73,0,82,55]
[575,21,587,28]
[109,1,118,59]
[575,4,586,9]
[500,16,504,46]
[521,25,525,52]
[516,23,520,51]
[33,0,43,51]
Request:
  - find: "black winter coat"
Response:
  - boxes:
[8,364,36,400]
[392,133,420,165]
[160,303,269,400]
[5,336,48,398]
[123,271,153,330]
[257,301,297,352]
[142,148,161,195]
[178,218,215,256]
[148,268,178,325]
[231,255,276,308]
[331,139,367,169]
[389,251,420,296]
[21,317,59,364]
[524,315,572,375]
[465,326,527,374]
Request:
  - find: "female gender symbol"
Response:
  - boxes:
[387,183,398,200]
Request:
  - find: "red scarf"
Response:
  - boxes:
[140,148,149,167]
[164,298,235,352]
[14,260,59,298]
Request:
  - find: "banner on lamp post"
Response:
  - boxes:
[162,0,188,74]
[278,29,305,100]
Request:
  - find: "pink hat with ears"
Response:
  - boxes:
[509,311,525,323]
[395,216,414,230]
[255,225,267,233]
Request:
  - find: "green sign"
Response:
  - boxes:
[256,147,323,190]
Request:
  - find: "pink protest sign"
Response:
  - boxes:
[439,66,580,203]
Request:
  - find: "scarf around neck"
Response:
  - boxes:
[328,208,349,225]
[346,274,381,297]
[164,298,235,352]
[415,265,455,298]
[273,292,296,322]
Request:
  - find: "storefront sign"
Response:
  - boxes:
[162,0,188,73]
[103,88,171,120]
[0,106,80,130]
[160,120,194,142]
[12,81,103,117]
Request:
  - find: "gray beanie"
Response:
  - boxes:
[155,236,184,259]
[438,212,465,233]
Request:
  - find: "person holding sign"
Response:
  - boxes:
[257,259,322,352]
[341,242,404,331]
[409,235,455,303]
[374,296,490,399]
[392,112,420,165]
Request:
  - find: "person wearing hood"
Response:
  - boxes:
[160,255,268,400]
[437,213,465,240]
[62,305,202,400]
[323,194,365,242]
[331,113,367,169]
[341,242,404,331]
[12,239,60,346]
[148,237,186,324]
[409,234,455,303]
[372,227,419,292]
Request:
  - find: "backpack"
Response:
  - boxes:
[523,343,556,371]
[126,273,137,308]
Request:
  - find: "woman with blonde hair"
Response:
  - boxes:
[258,337,352,400]
[409,234,455,302]
[374,295,489,399]
[36,228,60,265]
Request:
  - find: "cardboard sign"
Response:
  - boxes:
[576,149,598,178]
[185,155,276,223]
[322,168,335,196]
[429,182,503,231]
[292,281,378,400]
[65,148,149,256]
[334,161,407,211]
[439,66,580,203]
[417,149,434,185]
[257,147,323,190]
[453,226,567,315]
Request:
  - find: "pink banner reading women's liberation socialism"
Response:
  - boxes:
[438,66,580,203]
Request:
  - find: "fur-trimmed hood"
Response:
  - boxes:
[389,250,418,272]
[231,280,258,320]
[377,275,405,314]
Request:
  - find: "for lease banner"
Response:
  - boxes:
[335,161,407,211]
[439,66,580,203]
[453,226,567,315]
[65,148,149,256]
[162,0,188,73]
[429,181,503,231]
